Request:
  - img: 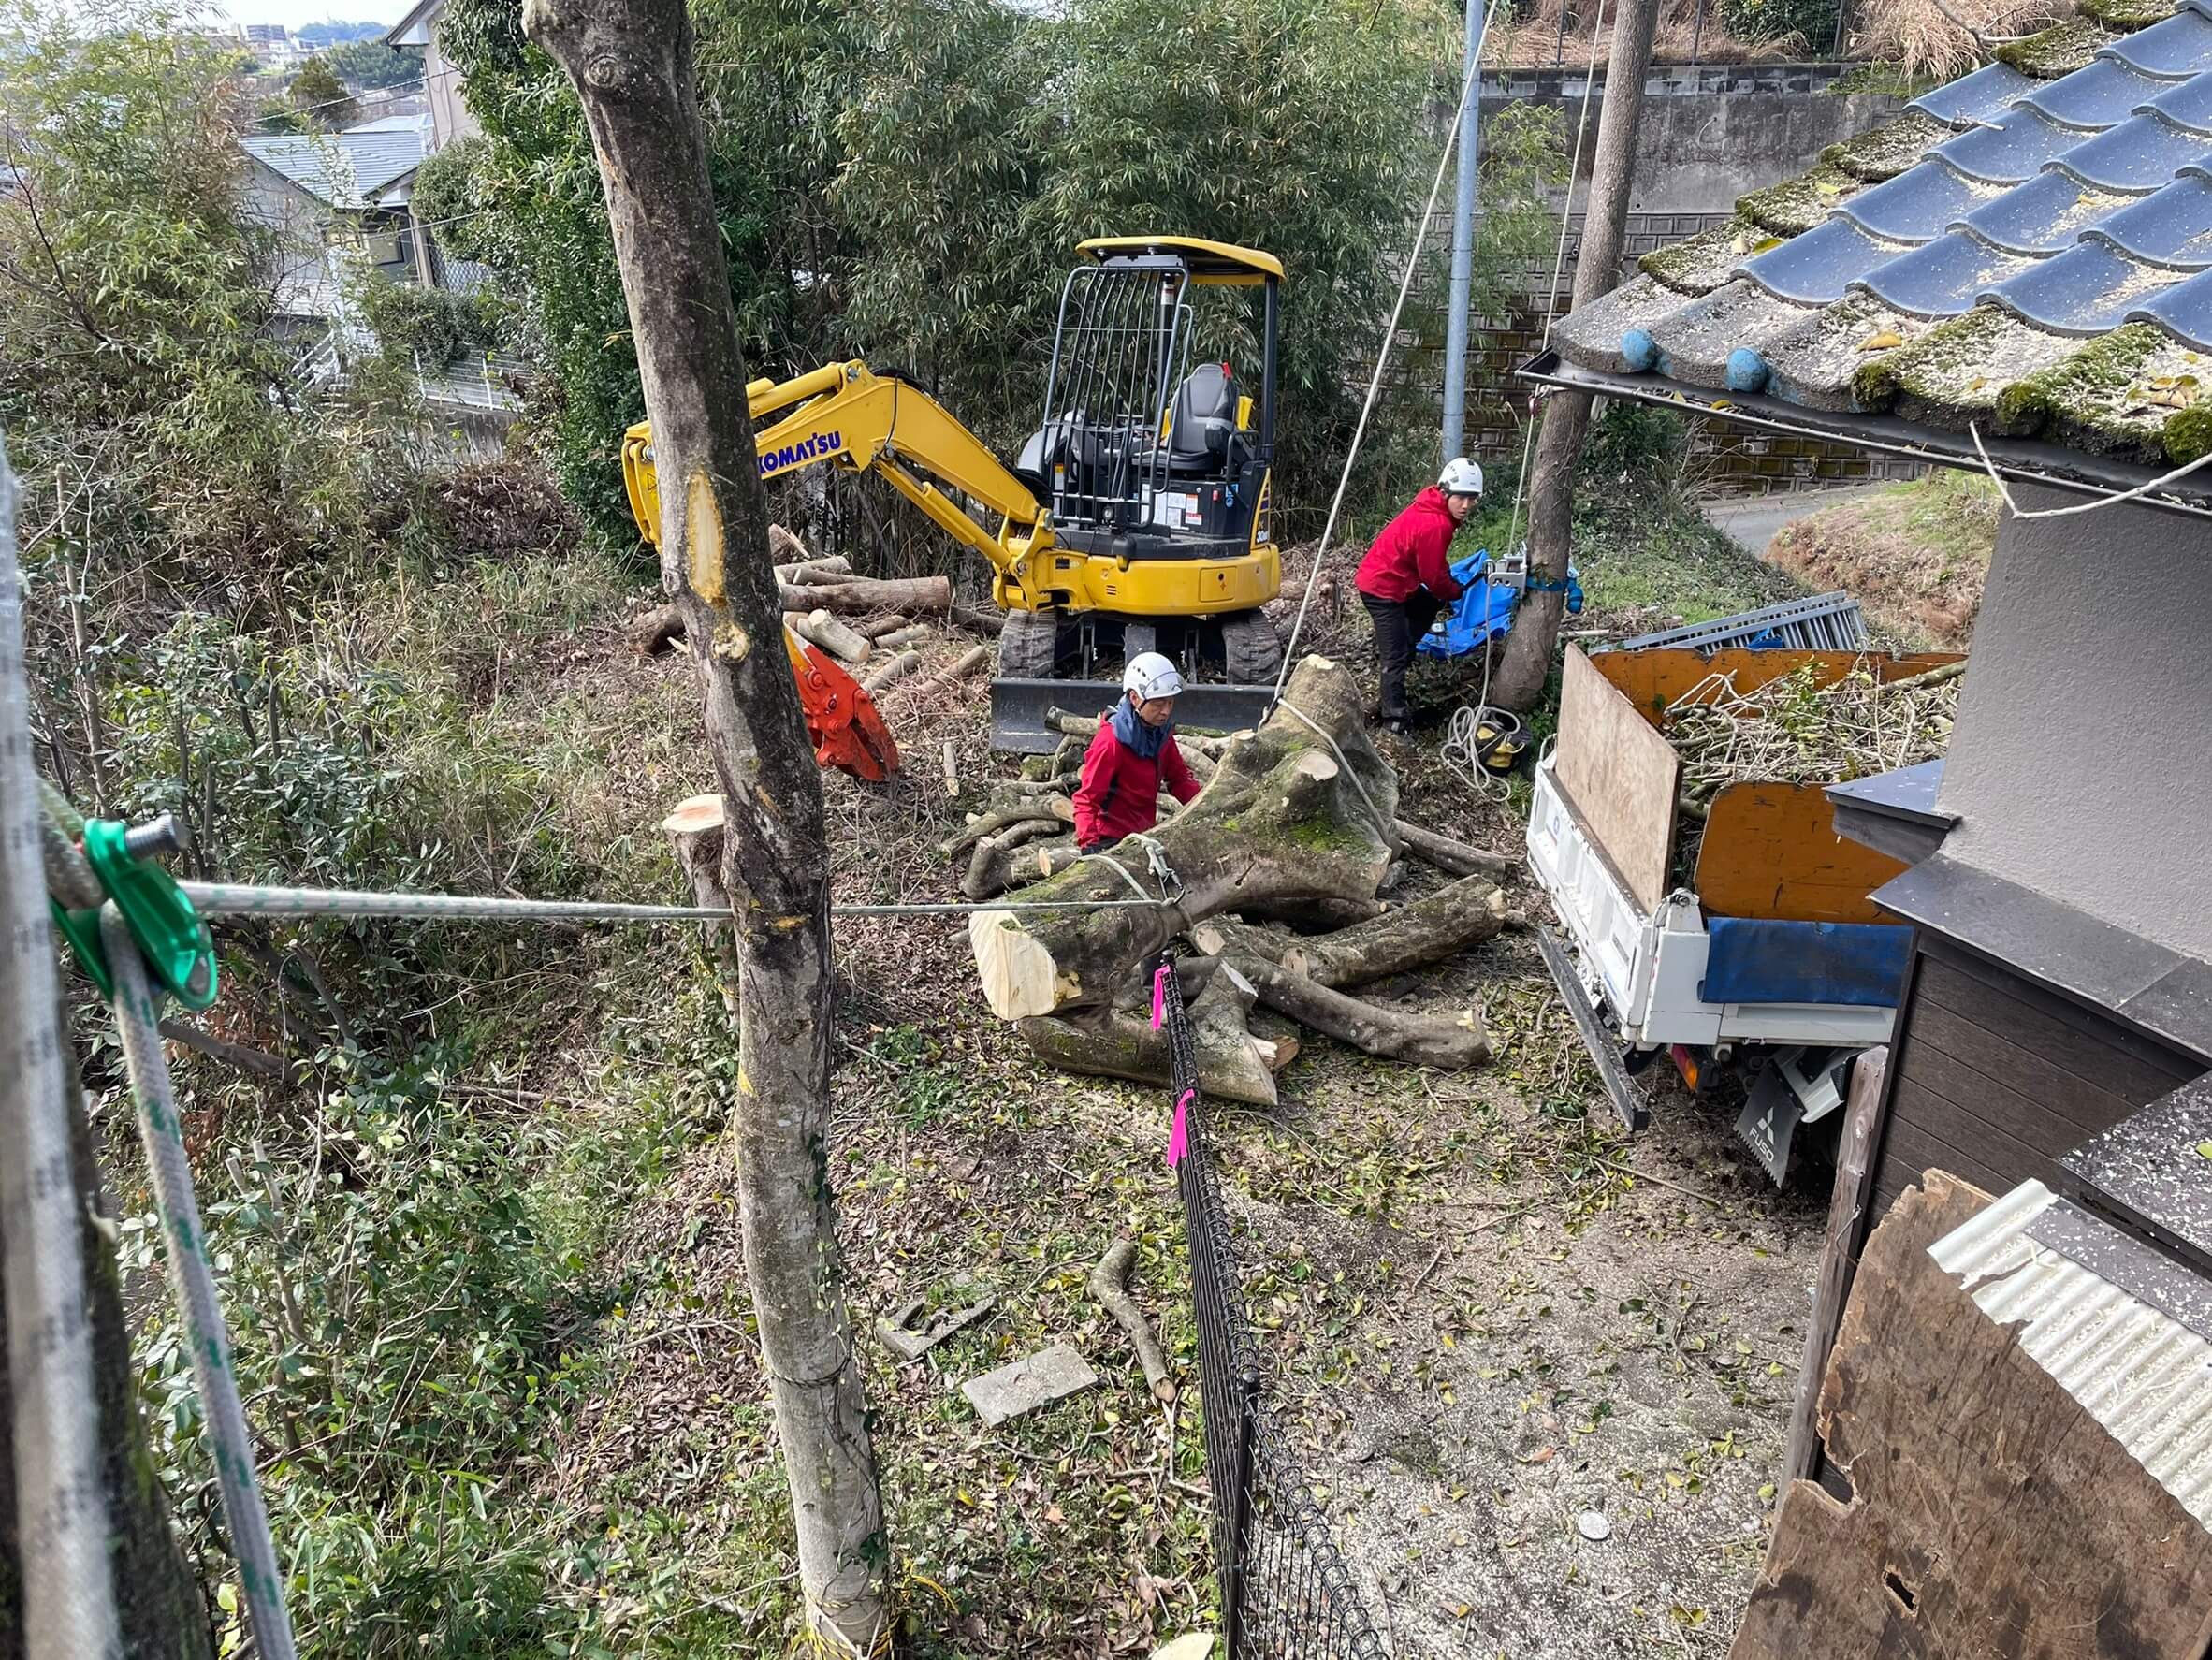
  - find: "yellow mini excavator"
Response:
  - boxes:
[621,236,1287,750]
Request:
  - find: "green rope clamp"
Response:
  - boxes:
[49,819,220,1012]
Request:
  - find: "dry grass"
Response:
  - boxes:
[1486,0,1811,68]
[1846,0,2074,79]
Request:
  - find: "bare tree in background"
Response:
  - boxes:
[517,0,891,1648]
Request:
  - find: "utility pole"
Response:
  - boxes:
[1440,0,1490,462]
[1487,0,1661,710]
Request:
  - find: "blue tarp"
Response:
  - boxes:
[1416,549,1583,660]
[1700,916,1914,1009]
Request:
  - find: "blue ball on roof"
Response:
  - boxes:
[1725,348,1770,394]
[1619,328,1657,373]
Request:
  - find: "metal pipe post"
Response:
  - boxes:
[1440,0,1490,462]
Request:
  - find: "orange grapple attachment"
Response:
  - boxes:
[782,628,900,781]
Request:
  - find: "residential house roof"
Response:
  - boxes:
[240,125,423,211]
[1534,0,2212,509]
[1930,1172,2212,1529]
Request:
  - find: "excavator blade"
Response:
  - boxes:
[988,677,1280,754]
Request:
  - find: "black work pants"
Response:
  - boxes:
[1363,590,1440,721]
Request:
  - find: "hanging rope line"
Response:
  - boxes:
[1966,420,2212,518]
[1270,0,1514,695]
[178,880,1178,925]
[102,906,299,1660]
[1543,0,1611,348]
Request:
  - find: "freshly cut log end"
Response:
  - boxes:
[1018,968,1283,1105]
[972,907,1075,1020]
[969,656,1396,1019]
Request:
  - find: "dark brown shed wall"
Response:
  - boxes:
[1867,937,2205,1224]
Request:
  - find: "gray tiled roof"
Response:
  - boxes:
[240,128,422,210]
[1548,0,2212,477]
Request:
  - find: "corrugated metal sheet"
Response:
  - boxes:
[1929,1178,2212,1529]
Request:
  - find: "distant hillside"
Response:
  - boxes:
[295,19,388,45]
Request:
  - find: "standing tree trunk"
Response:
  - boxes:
[517,1,888,1648]
[1488,0,1664,711]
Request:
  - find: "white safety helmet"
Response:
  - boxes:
[1440,456,1485,497]
[1124,651,1185,702]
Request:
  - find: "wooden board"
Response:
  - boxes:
[1733,1172,2212,1660]
[1693,782,1908,924]
[1780,1044,1886,1489]
[1590,647,1964,722]
[1554,645,1679,914]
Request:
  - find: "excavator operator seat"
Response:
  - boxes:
[1165,362,1244,476]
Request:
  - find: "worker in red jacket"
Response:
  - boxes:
[1074,652,1203,853]
[1355,456,1484,730]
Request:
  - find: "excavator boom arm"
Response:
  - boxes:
[623,361,1051,591]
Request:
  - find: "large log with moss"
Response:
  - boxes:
[969,656,1398,1018]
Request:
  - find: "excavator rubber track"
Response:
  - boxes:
[988,678,1279,754]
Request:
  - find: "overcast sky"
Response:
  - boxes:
[211,0,408,31]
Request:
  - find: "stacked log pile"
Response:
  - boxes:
[628,527,989,699]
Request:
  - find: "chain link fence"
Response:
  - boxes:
[1159,959,1389,1660]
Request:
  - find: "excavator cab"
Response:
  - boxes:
[991,238,1285,745]
[618,235,1289,757]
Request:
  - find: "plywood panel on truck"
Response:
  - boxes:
[1693,782,1909,924]
[1555,646,1680,915]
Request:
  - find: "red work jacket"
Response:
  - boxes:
[1073,712,1201,848]
[1354,486,1466,604]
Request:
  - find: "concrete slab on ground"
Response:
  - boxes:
[961,1342,1098,1425]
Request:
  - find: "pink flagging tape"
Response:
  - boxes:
[1166,1088,1193,1169]
[1150,962,1171,1031]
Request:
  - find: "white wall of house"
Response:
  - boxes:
[425,32,479,153]
[1936,482,2212,962]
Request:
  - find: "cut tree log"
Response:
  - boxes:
[628,604,687,657]
[940,739,959,797]
[778,575,952,616]
[861,649,920,694]
[951,601,1004,636]
[915,643,990,697]
[965,819,1065,900]
[874,623,930,650]
[967,834,1078,901]
[767,523,809,565]
[940,797,1073,858]
[1197,951,1489,1069]
[785,555,851,584]
[1394,820,1517,879]
[970,656,1398,1019]
[1277,875,1508,986]
[1089,1238,1175,1403]
[1017,961,1289,1105]
[793,609,870,665]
